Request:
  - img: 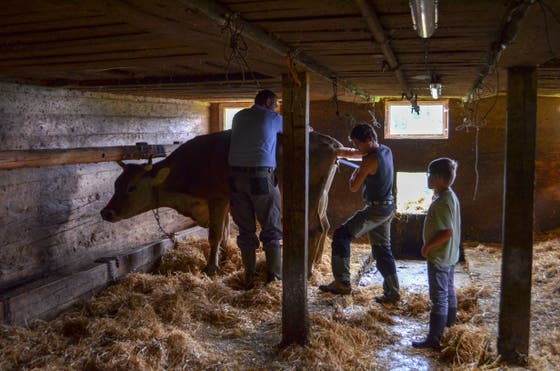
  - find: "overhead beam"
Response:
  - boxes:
[183,0,373,101]
[0,143,179,170]
[354,0,412,98]
[498,66,537,365]
[44,72,274,88]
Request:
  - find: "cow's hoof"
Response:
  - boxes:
[203,264,219,276]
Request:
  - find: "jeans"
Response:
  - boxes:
[428,262,457,316]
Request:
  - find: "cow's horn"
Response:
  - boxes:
[144,156,153,171]
[117,160,126,168]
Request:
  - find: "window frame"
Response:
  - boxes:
[384,99,449,139]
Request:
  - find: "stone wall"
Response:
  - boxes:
[0,83,209,290]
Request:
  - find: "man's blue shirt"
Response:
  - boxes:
[228,104,283,168]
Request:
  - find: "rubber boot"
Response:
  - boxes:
[319,255,352,295]
[240,247,256,289]
[412,313,447,348]
[265,246,282,282]
[376,274,400,304]
[446,307,457,327]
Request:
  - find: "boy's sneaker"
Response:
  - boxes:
[318,280,352,295]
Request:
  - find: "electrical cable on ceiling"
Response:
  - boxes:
[457,69,500,201]
[221,13,260,89]
[332,79,340,116]
[368,101,381,128]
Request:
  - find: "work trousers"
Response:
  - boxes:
[229,168,282,253]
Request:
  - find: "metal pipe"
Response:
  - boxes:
[355,0,413,98]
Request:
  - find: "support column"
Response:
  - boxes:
[498,66,537,365]
[281,71,310,345]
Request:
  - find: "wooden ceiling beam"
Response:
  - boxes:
[44,72,274,88]
[354,0,412,99]
[184,0,374,101]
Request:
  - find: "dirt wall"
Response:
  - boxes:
[0,83,209,291]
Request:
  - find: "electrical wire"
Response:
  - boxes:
[221,13,261,89]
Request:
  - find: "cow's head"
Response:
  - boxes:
[100,159,170,222]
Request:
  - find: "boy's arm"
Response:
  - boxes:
[421,229,453,258]
[348,155,378,192]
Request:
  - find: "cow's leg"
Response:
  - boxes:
[203,198,229,276]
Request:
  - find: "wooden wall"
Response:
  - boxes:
[309,97,560,247]
[0,83,209,291]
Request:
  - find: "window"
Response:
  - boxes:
[223,107,244,130]
[218,103,251,131]
[396,172,433,214]
[385,100,448,139]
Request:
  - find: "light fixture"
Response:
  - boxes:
[409,0,438,38]
[429,82,442,100]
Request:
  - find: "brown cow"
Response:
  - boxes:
[101,130,341,276]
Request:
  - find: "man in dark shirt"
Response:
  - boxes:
[319,124,400,303]
[228,90,283,289]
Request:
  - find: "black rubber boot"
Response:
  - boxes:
[412,313,447,349]
[240,248,256,289]
[376,274,400,304]
[265,246,282,282]
[446,307,457,327]
[319,255,352,295]
[331,255,351,285]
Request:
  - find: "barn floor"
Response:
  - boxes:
[1,231,559,370]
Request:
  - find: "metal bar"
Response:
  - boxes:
[469,0,535,97]
[338,158,360,169]
[355,0,412,98]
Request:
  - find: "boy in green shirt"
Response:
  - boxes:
[412,158,461,349]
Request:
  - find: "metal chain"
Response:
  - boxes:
[152,208,177,246]
[152,189,177,246]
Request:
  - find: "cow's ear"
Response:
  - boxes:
[153,167,170,185]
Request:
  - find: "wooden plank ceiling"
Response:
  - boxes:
[0,0,558,101]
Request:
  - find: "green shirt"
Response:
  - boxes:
[423,189,461,267]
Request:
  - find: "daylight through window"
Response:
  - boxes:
[385,100,449,139]
[396,172,433,214]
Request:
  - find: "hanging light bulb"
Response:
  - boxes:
[429,82,442,100]
[409,0,438,38]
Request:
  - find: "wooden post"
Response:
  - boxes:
[281,71,310,345]
[498,66,537,365]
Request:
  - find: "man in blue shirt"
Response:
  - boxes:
[228,90,283,289]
